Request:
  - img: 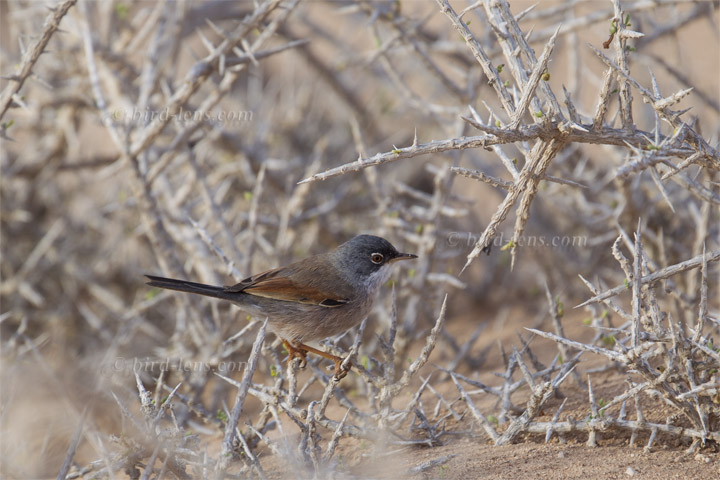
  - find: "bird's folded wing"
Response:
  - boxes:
[223,269,349,307]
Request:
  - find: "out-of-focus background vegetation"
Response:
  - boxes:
[1,1,718,478]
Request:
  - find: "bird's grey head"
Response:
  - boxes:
[331,235,417,291]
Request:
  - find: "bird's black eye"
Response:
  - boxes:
[370,253,384,264]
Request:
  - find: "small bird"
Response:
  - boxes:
[146,235,417,379]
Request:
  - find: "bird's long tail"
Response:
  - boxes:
[145,275,231,300]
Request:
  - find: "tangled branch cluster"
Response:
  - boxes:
[1,0,718,478]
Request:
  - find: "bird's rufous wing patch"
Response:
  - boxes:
[224,270,348,307]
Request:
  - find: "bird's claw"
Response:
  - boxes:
[332,358,351,380]
[284,340,308,370]
[289,349,308,370]
[295,351,308,369]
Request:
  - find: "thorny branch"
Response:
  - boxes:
[3,0,718,478]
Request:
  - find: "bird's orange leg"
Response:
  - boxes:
[298,342,352,379]
[282,339,308,369]
[282,340,351,379]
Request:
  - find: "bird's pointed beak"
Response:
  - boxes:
[390,252,418,263]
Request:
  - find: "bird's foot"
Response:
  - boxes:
[283,340,308,369]
[332,358,352,380]
[286,340,352,380]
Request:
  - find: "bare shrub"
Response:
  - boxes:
[1,0,717,478]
